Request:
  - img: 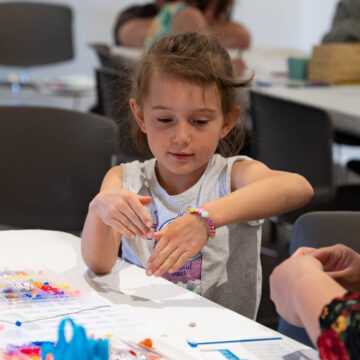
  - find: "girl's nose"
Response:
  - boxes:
[172,121,191,145]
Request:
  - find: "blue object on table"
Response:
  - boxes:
[187,337,282,347]
[41,318,109,360]
[255,80,272,87]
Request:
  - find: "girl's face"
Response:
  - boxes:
[130,71,239,194]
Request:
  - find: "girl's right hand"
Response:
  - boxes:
[90,189,153,239]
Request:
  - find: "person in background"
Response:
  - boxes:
[322,0,360,43]
[145,0,250,50]
[82,32,313,319]
[144,0,250,75]
[114,1,173,47]
[270,244,360,359]
[205,0,250,49]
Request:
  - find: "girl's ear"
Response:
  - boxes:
[220,105,241,139]
[129,98,146,133]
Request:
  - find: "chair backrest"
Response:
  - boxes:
[250,91,335,206]
[290,211,360,254]
[0,2,73,67]
[89,43,112,68]
[96,66,151,163]
[89,43,138,72]
[278,211,360,347]
[0,106,118,231]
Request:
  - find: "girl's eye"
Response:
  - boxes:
[157,118,172,123]
[193,120,209,125]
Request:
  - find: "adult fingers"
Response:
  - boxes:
[310,246,346,272]
[291,247,315,257]
[327,268,360,292]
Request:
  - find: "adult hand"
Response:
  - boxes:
[146,213,208,276]
[291,246,316,257]
[270,255,323,327]
[90,189,153,239]
[311,244,360,293]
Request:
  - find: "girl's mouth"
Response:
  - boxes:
[169,152,193,159]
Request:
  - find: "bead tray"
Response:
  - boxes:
[0,268,80,304]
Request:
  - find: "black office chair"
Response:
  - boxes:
[0,106,118,232]
[96,67,151,164]
[89,42,138,73]
[277,211,360,347]
[249,91,360,244]
[347,159,360,176]
[0,2,73,86]
[250,91,335,208]
[89,43,112,68]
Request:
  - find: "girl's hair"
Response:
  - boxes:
[130,32,252,157]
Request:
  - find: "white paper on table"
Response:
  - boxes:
[0,298,147,346]
[197,340,319,360]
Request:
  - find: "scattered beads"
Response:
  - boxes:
[0,268,80,304]
[139,338,153,348]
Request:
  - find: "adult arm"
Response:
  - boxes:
[209,21,250,49]
[270,255,347,344]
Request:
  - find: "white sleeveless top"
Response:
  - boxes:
[121,154,263,319]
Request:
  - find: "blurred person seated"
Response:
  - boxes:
[114,1,174,47]
[270,244,360,359]
[145,0,250,49]
[205,0,250,49]
[144,0,250,75]
[322,0,360,43]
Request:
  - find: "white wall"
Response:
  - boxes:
[0,0,339,80]
[233,0,338,51]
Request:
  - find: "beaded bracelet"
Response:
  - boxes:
[186,207,216,241]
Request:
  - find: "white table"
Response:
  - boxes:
[243,48,360,137]
[0,80,96,112]
[0,229,319,359]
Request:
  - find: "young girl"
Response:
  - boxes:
[82,32,313,319]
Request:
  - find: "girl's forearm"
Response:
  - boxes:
[81,205,120,275]
[202,173,313,228]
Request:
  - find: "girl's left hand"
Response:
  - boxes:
[146,213,209,277]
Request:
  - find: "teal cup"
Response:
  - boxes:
[287,57,310,80]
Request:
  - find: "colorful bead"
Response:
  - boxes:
[186,207,216,241]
